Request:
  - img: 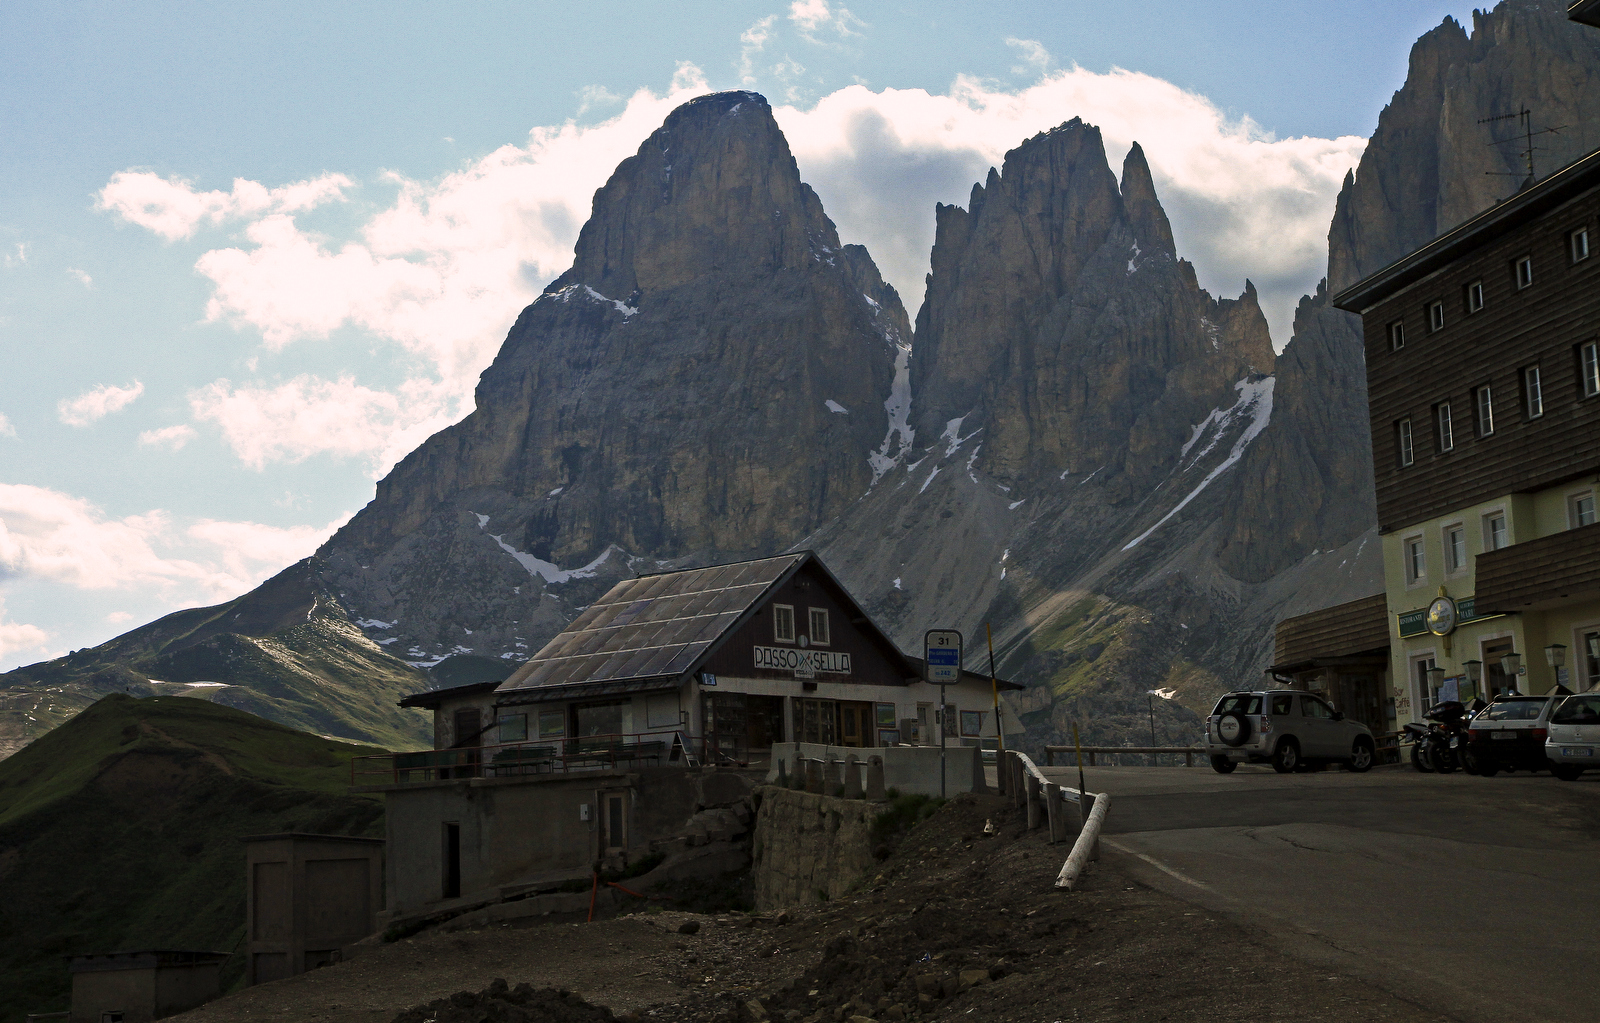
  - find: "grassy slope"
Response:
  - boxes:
[0,559,432,756]
[0,694,387,1023]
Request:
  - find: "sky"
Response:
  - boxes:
[0,0,1485,670]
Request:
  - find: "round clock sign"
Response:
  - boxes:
[1426,595,1458,636]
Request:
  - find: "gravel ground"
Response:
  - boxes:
[173,793,1460,1023]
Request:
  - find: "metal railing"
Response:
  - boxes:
[998,749,1109,891]
[1044,745,1205,767]
[350,731,710,785]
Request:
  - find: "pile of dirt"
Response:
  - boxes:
[392,980,616,1023]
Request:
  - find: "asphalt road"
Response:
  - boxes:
[1037,761,1600,1023]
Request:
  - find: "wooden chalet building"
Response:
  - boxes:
[1330,142,1600,718]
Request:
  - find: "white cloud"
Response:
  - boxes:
[770,69,1364,344]
[789,1,864,42]
[0,413,14,438]
[0,598,49,663]
[1005,37,1051,77]
[58,381,145,427]
[97,171,353,241]
[190,374,457,473]
[739,15,778,85]
[67,267,94,289]
[0,482,348,602]
[138,424,197,450]
[2,242,26,268]
[101,63,1356,477]
[576,85,624,116]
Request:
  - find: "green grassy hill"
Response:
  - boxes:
[0,693,387,1022]
[0,558,433,758]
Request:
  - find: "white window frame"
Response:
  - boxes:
[1397,418,1414,467]
[1515,255,1533,289]
[808,607,830,646]
[1410,651,1438,720]
[1571,619,1600,691]
[1475,384,1495,437]
[1444,523,1467,575]
[772,603,796,643]
[1428,300,1445,332]
[1404,534,1427,587]
[1523,364,1543,419]
[1569,489,1596,529]
[1482,510,1508,551]
[1388,320,1406,351]
[1582,342,1600,398]
[1573,227,1591,263]
[1466,280,1485,313]
[1435,402,1453,452]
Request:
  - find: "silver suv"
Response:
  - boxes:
[1205,690,1376,774]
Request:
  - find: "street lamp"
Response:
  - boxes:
[1463,660,1482,701]
[1500,652,1522,694]
[1545,643,1567,667]
[1426,665,1446,700]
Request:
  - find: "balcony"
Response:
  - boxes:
[349,731,753,788]
[1475,522,1600,615]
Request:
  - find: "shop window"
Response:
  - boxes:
[1482,512,1507,551]
[1474,384,1495,437]
[808,607,830,645]
[1571,490,1596,529]
[497,713,528,743]
[772,604,796,643]
[538,709,566,739]
[1388,320,1406,351]
[1522,365,1543,419]
[1445,525,1466,573]
[1434,402,1453,453]
[1404,536,1426,585]
[575,702,623,738]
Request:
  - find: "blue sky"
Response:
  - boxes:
[0,1,1480,669]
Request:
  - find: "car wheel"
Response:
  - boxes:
[1347,738,1374,773]
[1271,739,1300,774]
[1216,711,1251,747]
[1410,741,1433,773]
[1210,755,1236,774]
[1432,737,1457,774]
[1476,759,1500,778]
[1552,764,1583,782]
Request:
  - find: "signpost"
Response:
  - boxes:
[925,629,963,799]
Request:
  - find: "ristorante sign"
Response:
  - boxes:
[753,646,852,679]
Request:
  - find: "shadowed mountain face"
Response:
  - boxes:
[7,1,1600,754]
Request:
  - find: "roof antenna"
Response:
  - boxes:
[1479,108,1566,189]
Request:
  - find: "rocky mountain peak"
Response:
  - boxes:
[1120,142,1175,258]
[550,91,840,299]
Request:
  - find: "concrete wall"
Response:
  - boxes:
[766,742,985,797]
[70,960,221,1023]
[382,767,757,917]
[244,834,384,986]
[751,786,882,911]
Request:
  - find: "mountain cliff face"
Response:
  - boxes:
[315,91,910,667]
[6,1,1599,754]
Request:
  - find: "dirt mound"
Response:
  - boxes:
[393,979,616,1023]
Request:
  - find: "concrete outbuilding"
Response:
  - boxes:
[67,950,228,1023]
[242,833,385,986]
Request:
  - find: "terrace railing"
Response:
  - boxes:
[350,731,703,786]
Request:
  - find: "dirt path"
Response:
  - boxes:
[175,793,1459,1023]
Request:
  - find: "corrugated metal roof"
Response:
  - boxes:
[498,553,806,692]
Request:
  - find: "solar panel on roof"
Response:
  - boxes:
[498,552,806,694]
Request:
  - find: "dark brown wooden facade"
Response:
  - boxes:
[1271,593,1391,668]
[1335,148,1600,535]
[1476,520,1600,615]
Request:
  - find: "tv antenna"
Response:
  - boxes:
[1479,108,1566,188]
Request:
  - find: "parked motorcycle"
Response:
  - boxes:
[1405,699,1484,774]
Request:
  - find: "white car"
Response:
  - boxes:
[1545,692,1600,781]
[1205,689,1377,774]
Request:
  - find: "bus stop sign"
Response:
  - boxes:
[924,629,963,685]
